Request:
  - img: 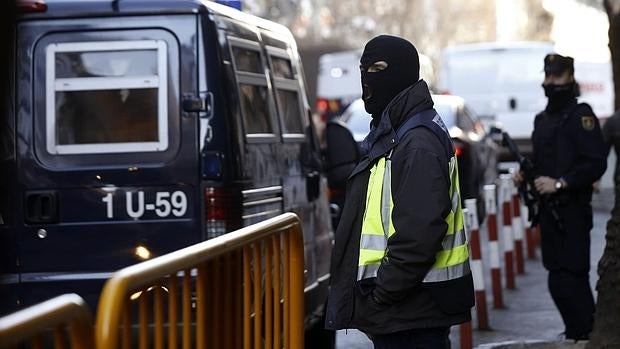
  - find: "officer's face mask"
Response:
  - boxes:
[360,35,420,117]
[542,80,578,111]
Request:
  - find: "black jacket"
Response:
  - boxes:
[325,81,473,335]
[532,99,607,204]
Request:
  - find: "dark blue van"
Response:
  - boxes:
[0,0,334,344]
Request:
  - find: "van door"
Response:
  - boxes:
[12,15,200,309]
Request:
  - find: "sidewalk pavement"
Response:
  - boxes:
[336,198,610,349]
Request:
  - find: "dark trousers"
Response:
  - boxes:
[371,327,450,349]
[548,270,594,339]
[539,201,595,339]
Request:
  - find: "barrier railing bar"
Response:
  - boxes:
[265,239,274,349]
[273,234,282,349]
[122,297,131,349]
[197,262,207,349]
[283,233,291,349]
[243,245,251,349]
[0,293,94,349]
[138,287,148,349]
[168,274,178,349]
[154,285,164,349]
[182,269,191,349]
[253,242,261,349]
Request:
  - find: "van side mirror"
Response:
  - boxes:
[324,121,361,187]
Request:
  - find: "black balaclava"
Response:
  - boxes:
[360,35,420,118]
[543,81,578,113]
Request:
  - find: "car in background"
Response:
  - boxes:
[324,95,498,226]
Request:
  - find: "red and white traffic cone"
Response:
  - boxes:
[509,175,525,275]
[500,174,516,290]
[483,184,504,308]
[465,199,490,330]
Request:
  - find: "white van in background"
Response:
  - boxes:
[438,41,614,159]
[438,42,554,158]
[315,49,435,141]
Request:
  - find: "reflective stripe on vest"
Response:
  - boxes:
[357,152,470,283]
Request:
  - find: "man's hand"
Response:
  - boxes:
[534,176,557,194]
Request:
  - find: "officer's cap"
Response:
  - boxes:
[544,53,574,75]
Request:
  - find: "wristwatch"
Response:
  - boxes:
[554,179,564,190]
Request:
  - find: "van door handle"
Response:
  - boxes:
[25,191,58,224]
[182,92,213,119]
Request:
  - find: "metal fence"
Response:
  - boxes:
[0,213,305,349]
[94,212,305,349]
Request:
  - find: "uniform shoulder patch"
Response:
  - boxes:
[581,116,595,131]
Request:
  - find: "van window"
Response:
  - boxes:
[45,40,168,155]
[232,46,262,74]
[268,47,304,137]
[271,56,293,79]
[239,84,273,133]
[230,37,276,138]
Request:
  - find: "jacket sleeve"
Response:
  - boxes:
[562,109,607,189]
[372,132,451,305]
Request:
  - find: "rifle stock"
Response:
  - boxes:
[501,132,540,224]
[500,132,563,230]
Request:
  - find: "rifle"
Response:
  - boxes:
[500,131,563,230]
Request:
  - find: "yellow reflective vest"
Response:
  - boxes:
[357,145,470,283]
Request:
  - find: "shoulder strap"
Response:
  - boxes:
[395,108,454,158]
[395,109,438,140]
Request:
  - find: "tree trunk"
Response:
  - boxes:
[587,2,620,348]
[605,0,620,110]
[587,189,620,348]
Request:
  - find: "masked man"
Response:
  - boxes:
[325,35,474,349]
[525,53,606,341]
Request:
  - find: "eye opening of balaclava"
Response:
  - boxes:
[360,35,420,117]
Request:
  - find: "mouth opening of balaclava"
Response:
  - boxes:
[360,35,420,117]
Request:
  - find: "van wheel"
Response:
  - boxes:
[305,316,336,349]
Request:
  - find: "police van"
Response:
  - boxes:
[0,0,334,344]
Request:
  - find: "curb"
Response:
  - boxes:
[475,340,587,349]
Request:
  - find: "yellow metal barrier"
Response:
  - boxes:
[95,212,305,349]
[0,293,94,349]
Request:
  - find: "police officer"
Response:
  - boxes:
[526,53,607,340]
[325,35,474,348]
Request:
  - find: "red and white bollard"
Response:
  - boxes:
[483,184,504,308]
[500,174,516,290]
[460,207,474,349]
[509,171,525,275]
[459,320,473,349]
[465,199,490,330]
